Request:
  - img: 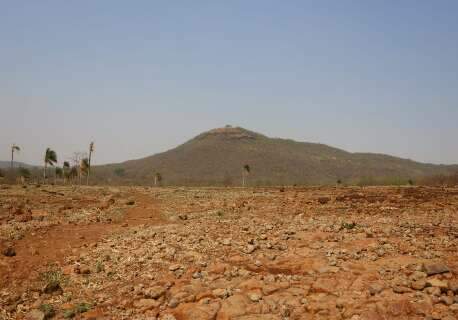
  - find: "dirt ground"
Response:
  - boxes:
[0,185,457,320]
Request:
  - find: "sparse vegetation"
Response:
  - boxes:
[62,302,92,319]
[40,268,66,294]
[242,164,250,187]
[341,221,357,230]
[75,302,92,314]
[114,167,125,177]
[39,303,55,319]
[63,309,76,319]
[154,172,162,186]
[18,167,31,179]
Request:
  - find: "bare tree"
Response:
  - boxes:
[70,152,87,184]
[87,142,94,185]
[63,161,70,184]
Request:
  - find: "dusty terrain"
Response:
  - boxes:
[1,185,457,320]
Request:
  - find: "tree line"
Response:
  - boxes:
[6,142,254,187]
[6,142,95,185]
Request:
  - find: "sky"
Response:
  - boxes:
[1,1,457,166]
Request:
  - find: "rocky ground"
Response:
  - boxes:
[0,185,457,320]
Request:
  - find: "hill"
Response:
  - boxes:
[92,126,458,186]
[0,161,35,169]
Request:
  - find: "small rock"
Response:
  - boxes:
[2,246,16,257]
[248,293,262,302]
[318,196,331,204]
[422,262,449,276]
[74,264,91,275]
[212,288,229,299]
[244,245,256,254]
[368,283,384,295]
[169,264,182,271]
[411,279,426,290]
[178,214,188,220]
[144,286,166,299]
[448,280,458,293]
[439,296,454,306]
[42,282,62,295]
[168,298,179,308]
[393,285,410,294]
[25,309,45,320]
[133,298,161,310]
[426,278,448,290]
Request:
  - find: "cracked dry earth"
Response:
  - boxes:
[1,185,458,320]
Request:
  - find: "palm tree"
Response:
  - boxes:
[43,148,58,182]
[11,144,20,169]
[87,142,94,185]
[63,161,70,184]
[242,164,250,187]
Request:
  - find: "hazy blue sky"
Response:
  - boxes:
[1,1,457,166]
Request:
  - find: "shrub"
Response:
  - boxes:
[39,304,55,319]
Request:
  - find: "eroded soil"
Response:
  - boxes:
[1,185,457,320]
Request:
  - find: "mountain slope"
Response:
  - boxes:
[93,127,458,186]
[0,161,35,169]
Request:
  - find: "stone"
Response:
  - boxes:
[426,278,448,290]
[393,285,410,294]
[212,288,229,299]
[178,214,188,220]
[168,298,179,308]
[144,286,166,299]
[25,309,45,320]
[244,245,256,254]
[2,246,16,257]
[411,279,427,290]
[448,280,458,294]
[169,264,182,271]
[133,298,161,310]
[369,283,384,295]
[42,282,62,295]
[248,292,262,302]
[217,294,250,320]
[422,262,449,276]
[318,197,331,204]
[425,286,441,296]
[173,302,221,320]
[439,296,454,306]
